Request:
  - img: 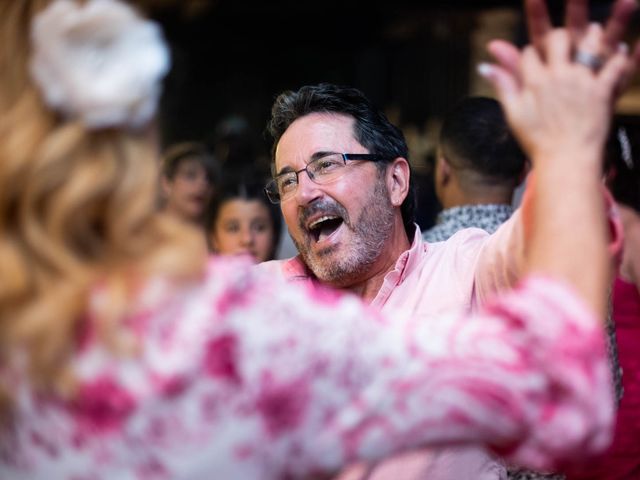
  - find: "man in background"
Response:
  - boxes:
[424,96,527,242]
[259,82,559,479]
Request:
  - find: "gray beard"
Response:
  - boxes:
[293,180,395,288]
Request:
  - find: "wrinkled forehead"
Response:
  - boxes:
[274,112,365,174]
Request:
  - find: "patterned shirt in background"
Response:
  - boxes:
[423,204,514,243]
[0,256,614,480]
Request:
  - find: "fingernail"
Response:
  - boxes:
[477,63,493,77]
[618,42,629,54]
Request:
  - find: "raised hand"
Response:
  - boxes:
[528,0,637,55]
[477,1,638,323]
[479,1,638,166]
[483,0,640,116]
[481,33,627,166]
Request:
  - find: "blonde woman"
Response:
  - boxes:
[0,0,637,479]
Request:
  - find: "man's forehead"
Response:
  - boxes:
[274,112,360,170]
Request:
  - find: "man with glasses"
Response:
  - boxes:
[255,0,640,477]
[260,82,525,479]
[257,69,629,480]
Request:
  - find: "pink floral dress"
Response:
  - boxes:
[0,256,613,480]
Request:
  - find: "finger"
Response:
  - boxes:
[521,44,546,84]
[487,39,522,79]
[603,0,638,54]
[610,41,640,96]
[526,0,553,53]
[599,49,633,97]
[566,0,590,41]
[546,29,573,67]
[579,23,605,53]
[477,62,521,101]
[574,23,605,72]
[606,43,636,98]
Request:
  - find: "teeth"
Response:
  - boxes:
[308,215,339,230]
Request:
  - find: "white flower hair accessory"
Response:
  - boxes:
[30,0,170,129]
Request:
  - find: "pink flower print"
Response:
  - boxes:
[255,372,310,437]
[135,455,170,479]
[30,430,59,458]
[204,334,240,383]
[70,375,136,434]
[215,280,254,316]
[150,373,189,399]
[304,281,343,306]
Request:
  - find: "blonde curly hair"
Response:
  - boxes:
[0,0,206,414]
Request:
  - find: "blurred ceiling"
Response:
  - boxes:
[152,0,638,148]
[148,0,630,50]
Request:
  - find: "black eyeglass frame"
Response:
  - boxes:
[264,152,389,204]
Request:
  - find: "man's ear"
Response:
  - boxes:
[386,157,411,207]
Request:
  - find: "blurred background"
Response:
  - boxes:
[140,0,640,229]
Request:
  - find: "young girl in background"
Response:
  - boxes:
[206,175,281,262]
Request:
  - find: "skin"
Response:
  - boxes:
[487,0,640,101]
[161,158,213,223]
[526,0,638,58]
[433,152,516,209]
[210,198,276,263]
[274,112,411,301]
[481,18,635,319]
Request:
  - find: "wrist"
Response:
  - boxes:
[530,149,603,176]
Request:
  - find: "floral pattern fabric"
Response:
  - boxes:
[0,256,613,480]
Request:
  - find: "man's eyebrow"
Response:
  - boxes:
[275,151,337,176]
[310,151,336,161]
[276,165,294,177]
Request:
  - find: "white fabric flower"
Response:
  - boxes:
[30,0,170,129]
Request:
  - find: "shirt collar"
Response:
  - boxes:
[368,224,425,309]
[393,224,426,283]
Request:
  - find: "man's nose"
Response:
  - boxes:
[294,169,323,206]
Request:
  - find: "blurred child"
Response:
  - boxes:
[206,177,281,262]
[161,141,218,224]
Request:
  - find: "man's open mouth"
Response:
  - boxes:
[307,215,344,242]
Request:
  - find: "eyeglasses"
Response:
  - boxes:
[264,152,388,204]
